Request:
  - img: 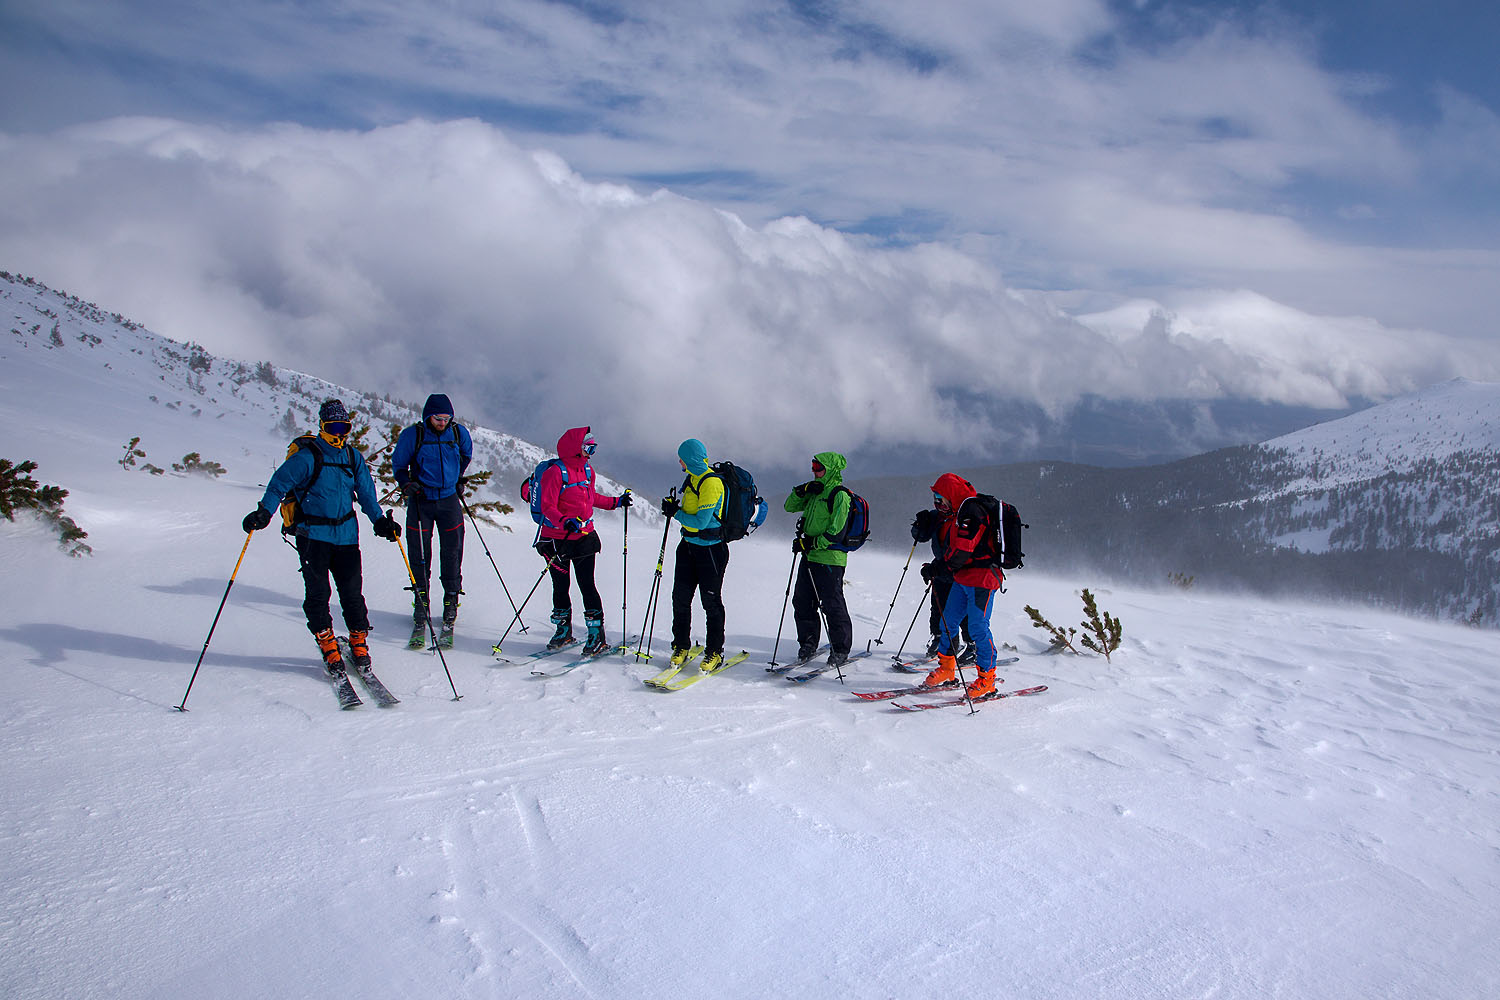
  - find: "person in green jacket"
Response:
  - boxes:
[784,451,855,666]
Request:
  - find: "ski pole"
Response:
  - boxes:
[767,548,798,666]
[174,530,254,711]
[457,492,528,633]
[396,535,462,701]
[890,580,933,664]
[620,502,628,648]
[635,490,675,663]
[493,565,548,653]
[873,539,918,646]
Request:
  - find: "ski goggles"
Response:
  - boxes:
[428,413,452,423]
[583,440,598,456]
[932,492,951,511]
[322,420,352,437]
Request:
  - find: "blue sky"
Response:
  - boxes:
[1,1,1497,464]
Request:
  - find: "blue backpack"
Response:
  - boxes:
[519,458,592,529]
[824,485,871,552]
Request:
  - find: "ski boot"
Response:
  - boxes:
[314,628,344,676]
[581,610,608,656]
[347,629,372,669]
[921,653,956,689]
[442,593,459,627]
[965,669,997,699]
[670,645,694,667]
[701,650,724,673]
[546,608,573,650]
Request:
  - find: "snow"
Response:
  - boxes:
[4,277,1500,998]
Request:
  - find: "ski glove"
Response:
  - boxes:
[373,512,402,541]
[661,496,681,518]
[911,508,937,542]
[242,506,272,533]
[920,561,938,583]
[399,480,422,500]
[564,517,584,533]
[792,536,812,553]
[618,490,633,508]
[793,480,825,499]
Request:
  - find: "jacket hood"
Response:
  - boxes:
[931,472,977,510]
[557,426,592,461]
[677,438,709,476]
[812,451,847,485]
[423,394,454,419]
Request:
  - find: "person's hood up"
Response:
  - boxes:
[423,394,454,420]
[812,451,846,487]
[931,472,977,510]
[557,426,592,461]
[678,438,709,476]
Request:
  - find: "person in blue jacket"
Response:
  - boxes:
[242,399,401,677]
[391,393,473,629]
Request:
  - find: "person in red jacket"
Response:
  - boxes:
[535,427,632,654]
[920,473,1005,698]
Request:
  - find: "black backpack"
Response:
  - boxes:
[962,493,1026,570]
[685,461,764,542]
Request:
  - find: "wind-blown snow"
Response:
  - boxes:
[2,278,1497,999]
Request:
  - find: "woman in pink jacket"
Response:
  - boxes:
[535,426,632,653]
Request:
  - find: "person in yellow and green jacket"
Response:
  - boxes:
[660,438,728,672]
[784,451,854,667]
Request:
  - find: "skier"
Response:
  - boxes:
[784,452,855,667]
[534,427,632,655]
[911,501,975,663]
[391,393,473,642]
[660,438,728,672]
[241,398,401,679]
[919,473,1006,699]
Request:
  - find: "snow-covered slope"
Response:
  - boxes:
[2,274,1497,999]
[1263,376,1500,493]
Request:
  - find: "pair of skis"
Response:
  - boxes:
[326,637,401,710]
[644,646,751,692]
[409,618,455,650]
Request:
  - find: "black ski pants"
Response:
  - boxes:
[671,539,728,655]
[793,558,852,656]
[405,493,464,602]
[296,536,370,635]
[539,532,604,616]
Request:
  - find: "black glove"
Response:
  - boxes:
[911,508,937,542]
[920,561,938,583]
[564,517,584,533]
[792,536,810,553]
[618,490,633,508]
[242,506,272,533]
[793,480,825,499]
[373,512,401,541]
[399,480,421,500]
[661,496,680,518]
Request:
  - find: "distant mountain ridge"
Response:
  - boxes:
[850,378,1500,625]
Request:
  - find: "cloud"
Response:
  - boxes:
[4,116,1496,469]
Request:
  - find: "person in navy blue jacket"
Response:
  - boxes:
[242,399,400,677]
[391,394,473,629]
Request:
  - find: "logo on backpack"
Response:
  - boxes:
[686,461,767,542]
[824,486,871,552]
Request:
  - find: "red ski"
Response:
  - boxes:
[890,684,1048,711]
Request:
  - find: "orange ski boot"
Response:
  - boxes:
[921,653,957,689]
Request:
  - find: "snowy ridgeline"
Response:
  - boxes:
[0,270,629,505]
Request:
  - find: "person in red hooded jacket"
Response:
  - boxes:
[919,472,1005,699]
[535,427,632,654]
